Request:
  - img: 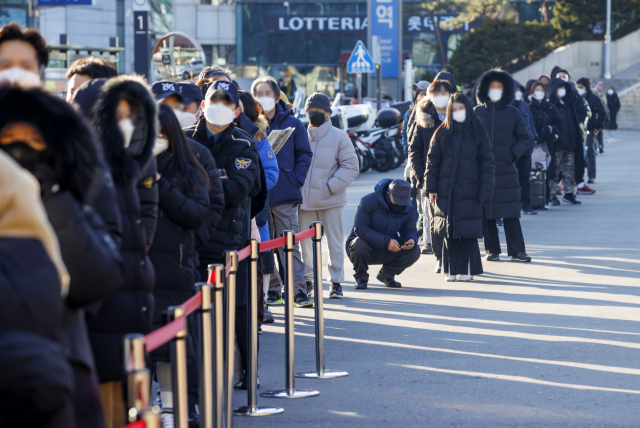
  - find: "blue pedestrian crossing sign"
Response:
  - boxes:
[347,40,375,74]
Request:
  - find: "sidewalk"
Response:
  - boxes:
[236,131,640,427]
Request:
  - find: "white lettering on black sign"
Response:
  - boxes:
[268,15,368,32]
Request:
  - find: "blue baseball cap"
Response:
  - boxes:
[178,82,203,105]
[204,80,239,106]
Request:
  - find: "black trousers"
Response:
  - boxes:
[347,237,421,282]
[483,212,526,256]
[586,131,597,180]
[516,153,532,207]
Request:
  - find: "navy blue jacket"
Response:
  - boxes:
[346,178,419,251]
[267,100,312,207]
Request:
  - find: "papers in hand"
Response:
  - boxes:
[268,127,294,154]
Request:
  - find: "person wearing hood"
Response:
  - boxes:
[474,69,531,263]
[576,78,606,184]
[426,93,495,281]
[0,86,129,428]
[86,75,158,427]
[605,85,621,143]
[433,71,459,93]
[546,77,584,206]
[185,80,261,389]
[409,79,453,264]
[549,66,595,194]
[402,80,430,157]
[346,179,421,289]
[299,93,359,298]
[513,80,538,215]
[251,76,314,307]
[524,79,538,104]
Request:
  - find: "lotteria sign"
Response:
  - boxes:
[267,15,368,33]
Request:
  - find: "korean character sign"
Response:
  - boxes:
[369,0,399,78]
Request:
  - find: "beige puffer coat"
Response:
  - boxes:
[300,119,359,211]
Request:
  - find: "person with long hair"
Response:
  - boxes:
[425,93,495,281]
[149,104,210,425]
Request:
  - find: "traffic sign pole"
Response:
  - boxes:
[357,73,362,104]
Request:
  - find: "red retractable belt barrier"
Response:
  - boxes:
[120,420,145,428]
[144,316,186,353]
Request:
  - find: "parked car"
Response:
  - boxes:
[178,59,203,80]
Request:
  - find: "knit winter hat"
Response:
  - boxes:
[305,92,332,113]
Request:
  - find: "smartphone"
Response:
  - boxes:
[218,169,227,177]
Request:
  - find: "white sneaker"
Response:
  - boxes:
[161,412,174,428]
[445,272,456,282]
[457,274,472,281]
[434,260,442,273]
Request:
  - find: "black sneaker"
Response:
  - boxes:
[258,326,263,335]
[189,410,200,427]
[355,281,367,290]
[306,281,314,298]
[550,196,560,206]
[294,291,313,307]
[521,205,537,215]
[234,374,260,390]
[329,283,343,299]
[485,253,500,261]
[263,304,275,324]
[511,252,532,262]
[562,194,581,205]
[376,273,401,288]
[496,218,503,226]
[267,290,284,306]
[421,244,433,254]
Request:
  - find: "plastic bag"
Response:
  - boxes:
[531,143,551,171]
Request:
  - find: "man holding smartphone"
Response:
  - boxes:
[346,179,421,289]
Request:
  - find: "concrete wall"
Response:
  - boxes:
[512,29,640,83]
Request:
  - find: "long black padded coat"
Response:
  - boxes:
[409,97,443,194]
[425,121,495,239]
[474,69,530,220]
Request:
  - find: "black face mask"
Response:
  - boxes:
[1,141,46,171]
[308,111,326,127]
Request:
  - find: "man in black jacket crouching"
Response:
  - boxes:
[346,179,420,290]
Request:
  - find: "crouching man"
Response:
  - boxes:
[346,179,421,289]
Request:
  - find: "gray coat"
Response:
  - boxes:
[300,120,359,211]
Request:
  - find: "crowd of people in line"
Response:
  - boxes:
[0,21,623,428]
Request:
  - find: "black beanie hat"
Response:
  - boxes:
[305,92,332,113]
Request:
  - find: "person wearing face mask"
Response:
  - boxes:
[87,75,158,427]
[148,104,210,427]
[0,86,130,428]
[523,79,538,104]
[409,79,453,268]
[605,86,620,144]
[251,76,313,307]
[474,69,531,263]
[0,23,47,88]
[546,77,585,206]
[185,80,262,388]
[576,77,606,184]
[426,93,495,281]
[512,80,538,215]
[299,93,359,297]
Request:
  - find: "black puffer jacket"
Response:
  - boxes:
[529,97,562,152]
[149,149,209,352]
[409,97,443,193]
[89,76,158,382]
[547,78,584,153]
[606,92,621,130]
[426,121,495,239]
[474,69,530,220]
[576,80,607,132]
[186,119,261,258]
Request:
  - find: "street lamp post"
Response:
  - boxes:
[604,0,612,79]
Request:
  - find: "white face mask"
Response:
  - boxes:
[0,66,41,88]
[514,91,523,101]
[488,89,503,102]
[452,109,466,123]
[607,89,614,95]
[118,118,135,148]
[257,96,276,113]
[577,88,586,96]
[432,94,449,109]
[153,136,169,156]
[174,109,198,128]
[533,91,545,101]
[204,102,236,127]
[556,88,567,99]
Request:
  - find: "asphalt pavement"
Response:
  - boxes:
[233,130,640,427]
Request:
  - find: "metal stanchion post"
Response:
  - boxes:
[261,231,319,399]
[169,306,189,428]
[235,240,284,415]
[208,264,225,428]
[224,251,237,428]
[297,222,348,379]
[195,282,213,428]
[124,334,150,412]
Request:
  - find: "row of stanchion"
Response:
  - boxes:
[122,221,347,428]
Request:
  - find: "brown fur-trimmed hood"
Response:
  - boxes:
[416,97,436,129]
